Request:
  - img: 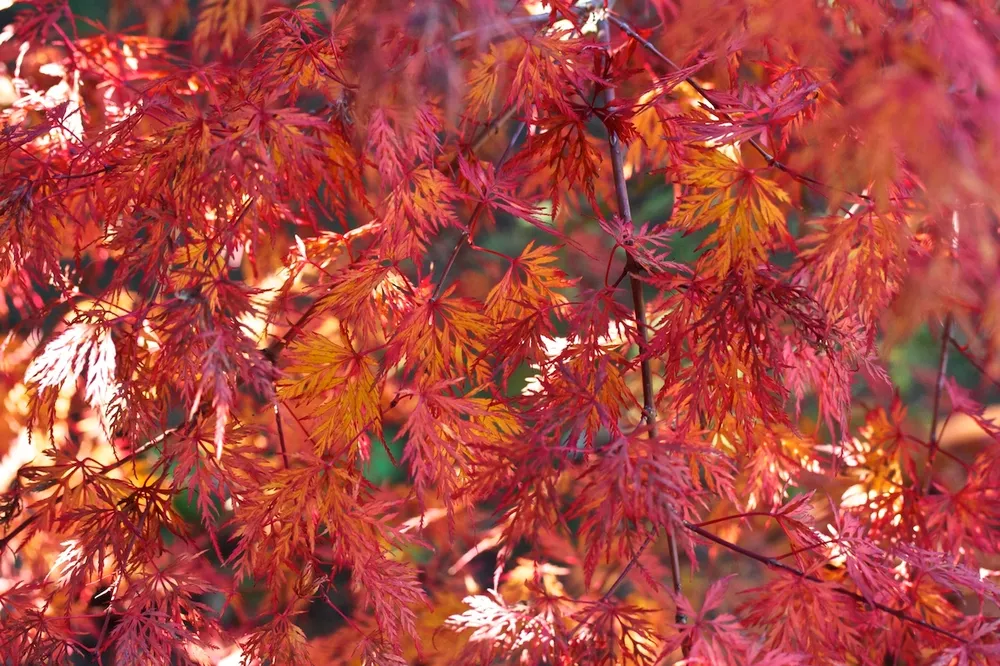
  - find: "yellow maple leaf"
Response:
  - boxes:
[278,333,382,458]
[465,45,500,122]
[671,149,791,276]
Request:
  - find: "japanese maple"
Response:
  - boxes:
[1,0,1000,664]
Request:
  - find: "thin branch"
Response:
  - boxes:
[51,164,118,180]
[389,0,605,85]
[447,12,555,45]
[264,297,324,359]
[431,121,527,300]
[96,502,150,665]
[602,533,655,601]
[567,532,656,642]
[274,401,290,469]
[923,313,954,495]
[949,338,1000,392]
[469,105,519,156]
[2,266,331,554]
[265,103,520,349]
[683,521,967,643]
[692,511,787,528]
[598,17,685,624]
[924,211,961,494]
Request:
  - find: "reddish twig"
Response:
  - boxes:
[683,521,967,644]
[0,428,174,554]
[949,338,1000,391]
[274,401,290,470]
[567,532,656,642]
[922,313,954,495]
[431,121,527,300]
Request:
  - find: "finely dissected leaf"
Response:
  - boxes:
[446,589,566,664]
[380,166,464,261]
[741,573,863,664]
[650,270,830,441]
[507,32,595,117]
[385,286,493,382]
[397,380,518,515]
[671,148,792,276]
[798,207,911,324]
[570,598,660,666]
[528,114,604,217]
[24,320,122,436]
[193,0,265,56]
[683,67,822,149]
[571,427,735,583]
[279,332,383,458]
[485,241,574,321]
[465,45,501,123]
[460,155,544,229]
[827,509,904,606]
[599,215,686,275]
[316,258,415,341]
[660,575,758,666]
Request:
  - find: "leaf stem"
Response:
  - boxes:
[566,532,655,642]
[949,338,1000,391]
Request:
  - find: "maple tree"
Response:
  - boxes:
[2,0,1000,663]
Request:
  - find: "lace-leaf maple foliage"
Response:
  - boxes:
[1,0,1000,664]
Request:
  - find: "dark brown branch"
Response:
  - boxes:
[683,521,968,644]
[469,105,519,156]
[264,297,324,359]
[274,402,290,470]
[598,17,685,624]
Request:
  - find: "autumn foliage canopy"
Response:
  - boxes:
[2,0,1000,663]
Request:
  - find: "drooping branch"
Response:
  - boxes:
[0,428,173,554]
[566,531,655,642]
[1,272,341,555]
[682,521,968,644]
[606,12,870,211]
